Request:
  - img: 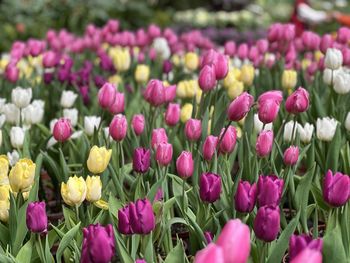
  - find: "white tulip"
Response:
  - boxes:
[153,37,171,60]
[84,116,101,136]
[103,127,113,142]
[22,101,44,125]
[323,68,342,85]
[345,112,350,131]
[333,71,350,94]
[7,150,19,166]
[232,57,242,68]
[254,114,273,133]
[3,103,20,125]
[283,121,300,142]
[10,126,25,148]
[316,117,338,141]
[325,48,343,70]
[11,87,32,108]
[60,90,78,108]
[63,108,78,126]
[298,123,314,143]
[50,118,58,133]
[0,98,6,113]
[71,131,83,139]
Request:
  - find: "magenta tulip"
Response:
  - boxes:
[155,142,173,166]
[213,53,229,80]
[133,148,151,174]
[283,146,299,166]
[151,128,168,149]
[257,175,284,207]
[285,87,309,114]
[108,91,125,114]
[257,90,283,124]
[165,103,180,126]
[256,130,274,157]
[144,79,165,106]
[289,234,323,261]
[227,92,254,121]
[199,173,222,203]
[234,181,257,213]
[202,135,218,161]
[219,126,237,154]
[290,248,322,263]
[131,114,145,136]
[26,201,48,234]
[198,64,216,92]
[98,82,116,109]
[109,114,127,141]
[254,205,280,242]
[176,151,194,178]
[323,170,350,207]
[53,118,72,142]
[185,119,202,141]
[224,41,236,57]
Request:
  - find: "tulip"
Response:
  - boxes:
[84,116,101,136]
[227,92,254,122]
[0,156,9,184]
[257,39,268,53]
[227,80,244,100]
[3,103,20,125]
[316,117,337,142]
[257,91,283,124]
[9,158,36,192]
[133,148,151,174]
[237,43,248,60]
[257,175,284,207]
[135,260,147,263]
[185,119,202,141]
[176,151,194,178]
[202,135,218,161]
[214,53,229,80]
[5,64,19,83]
[98,82,116,109]
[131,114,145,136]
[108,92,125,114]
[61,175,87,206]
[298,123,314,143]
[204,231,213,244]
[283,121,299,142]
[201,49,218,68]
[163,60,172,74]
[254,205,280,242]
[0,200,9,222]
[151,128,168,149]
[234,181,257,213]
[109,114,127,141]
[42,51,58,68]
[22,101,45,125]
[285,87,309,114]
[118,205,133,235]
[240,64,254,86]
[143,79,165,106]
[282,70,297,90]
[289,234,323,261]
[111,47,131,72]
[290,248,322,263]
[320,34,333,54]
[11,87,32,108]
[216,219,251,263]
[155,142,173,166]
[26,201,47,233]
[323,68,341,85]
[194,243,224,263]
[135,64,150,83]
[254,114,273,133]
[87,146,112,174]
[81,224,115,263]
[130,198,155,234]
[284,146,299,166]
[333,71,350,94]
[198,64,216,92]
[53,118,72,142]
[10,126,25,148]
[180,103,193,123]
[199,173,221,203]
[60,90,78,108]
[224,41,236,57]
[165,103,180,126]
[325,48,343,70]
[153,37,170,60]
[256,130,274,158]
[63,108,78,127]
[219,126,237,154]
[185,52,199,71]
[323,170,350,207]
[164,84,177,103]
[86,176,102,202]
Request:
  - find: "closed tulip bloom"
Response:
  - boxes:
[199,173,222,203]
[53,118,72,142]
[135,259,147,263]
[237,43,249,60]
[257,91,283,124]
[227,92,254,121]
[3,103,20,125]
[216,219,251,263]
[254,205,280,242]
[194,243,224,263]
[26,201,47,233]
[129,199,155,234]
[224,41,236,57]
[164,84,177,103]
[256,130,274,158]
[286,87,309,114]
[131,114,145,136]
[63,108,78,127]
[109,114,127,141]
[298,122,314,143]
[165,103,180,126]
[180,103,193,123]
[282,70,297,90]
[118,205,133,235]
[155,142,173,166]
[108,91,125,114]
[61,175,87,206]
[10,126,25,148]
[185,119,202,141]
[333,71,350,94]
[0,156,9,184]
[323,170,350,207]
[144,79,165,106]
[203,135,218,161]
[98,82,116,109]
[151,128,168,149]
[9,158,36,192]
[325,48,343,70]
[219,126,237,154]
[198,64,216,92]
[176,151,194,178]
[86,176,102,202]
[84,116,101,136]
[235,181,257,213]
[284,146,299,166]
[60,90,78,108]
[290,248,322,263]
[135,64,150,83]
[240,64,255,86]
[316,117,337,142]
[11,87,32,108]
[213,53,229,80]
[87,146,112,174]
[185,52,199,71]
[289,234,323,261]
[5,64,19,83]
[133,148,151,174]
[257,175,284,207]
[204,231,213,244]
[81,224,115,263]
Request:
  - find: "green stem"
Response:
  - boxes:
[182,179,186,215]
[75,205,80,222]
[37,234,46,263]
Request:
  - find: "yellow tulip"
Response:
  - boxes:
[111,47,131,72]
[61,176,87,206]
[9,158,36,193]
[223,68,241,89]
[240,64,255,86]
[207,119,212,135]
[86,176,102,202]
[94,199,109,210]
[227,80,244,100]
[171,54,182,67]
[176,81,187,99]
[196,88,203,104]
[87,146,112,174]
[0,185,10,200]
[314,51,323,62]
[108,74,123,85]
[184,52,199,71]
[181,103,193,123]
[236,127,242,138]
[0,200,9,222]
[0,155,9,184]
[282,70,297,90]
[135,64,150,83]
[301,59,311,70]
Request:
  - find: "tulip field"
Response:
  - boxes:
[0,17,349,263]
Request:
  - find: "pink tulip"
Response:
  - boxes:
[282,24,295,42]
[109,114,127,141]
[290,248,322,263]
[148,24,161,39]
[285,87,309,114]
[301,31,320,51]
[155,142,173,166]
[198,64,216,92]
[256,130,274,157]
[256,39,268,54]
[214,53,229,80]
[320,34,333,54]
[185,119,202,141]
[200,49,218,68]
[224,41,236,57]
[164,85,177,103]
[165,103,180,126]
[131,114,145,136]
[257,90,283,124]
[42,51,58,68]
[237,43,249,60]
[267,23,283,42]
[144,79,165,106]
[108,91,125,114]
[227,92,254,121]
[53,118,72,142]
[194,244,224,263]
[176,151,194,178]
[98,82,116,109]
[216,219,251,263]
[203,135,218,161]
[337,27,350,44]
[248,46,259,61]
[5,63,19,83]
[151,128,168,149]
[219,126,237,154]
[283,146,299,166]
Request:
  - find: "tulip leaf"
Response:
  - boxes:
[114,230,133,263]
[325,125,341,171]
[323,225,348,263]
[13,202,30,255]
[55,222,81,263]
[28,153,43,202]
[16,237,33,263]
[164,240,186,263]
[310,183,330,211]
[266,210,300,263]
[0,223,9,248]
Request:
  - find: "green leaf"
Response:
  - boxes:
[113,229,133,263]
[164,241,186,263]
[323,225,348,263]
[325,125,341,171]
[56,222,81,263]
[59,148,69,181]
[16,237,33,263]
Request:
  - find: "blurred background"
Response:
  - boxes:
[0,0,348,51]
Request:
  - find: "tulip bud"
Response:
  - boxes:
[199,173,221,203]
[26,201,47,233]
[109,114,127,141]
[237,43,248,60]
[60,90,78,108]
[202,135,218,161]
[298,122,314,143]
[224,41,236,57]
[219,126,237,154]
[290,248,322,263]
[234,181,257,213]
[227,92,254,122]
[135,64,150,83]
[257,91,283,124]
[86,176,102,202]
[53,118,72,142]
[324,48,343,70]
[185,52,199,71]
[204,231,213,244]
[180,103,193,123]
[316,117,337,142]
[198,65,216,92]
[256,130,274,158]
[81,224,115,263]
[9,158,35,192]
[3,103,20,125]
[216,219,251,263]
[133,148,151,174]
[98,82,116,109]
[289,234,323,261]
[164,103,180,126]
[131,114,145,136]
[87,146,112,174]
[176,151,194,178]
[257,175,284,207]
[84,116,101,136]
[185,119,202,141]
[254,205,280,242]
[194,243,224,263]
[163,60,172,74]
[151,128,168,149]
[214,53,229,80]
[108,91,125,114]
[333,71,350,94]
[240,64,255,86]
[63,108,78,127]
[282,70,297,90]
[323,170,350,207]
[10,126,25,148]
[5,64,19,83]
[11,87,32,109]
[155,142,173,166]
[285,87,309,114]
[283,146,299,166]
[144,79,165,106]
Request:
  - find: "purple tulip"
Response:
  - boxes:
[199,173,222,203]
[254,205,280,242]
[285,87,309,114]
[129,199,155,234]
[53,118,72,142]
[133,148,151,174]
[289,234,323,261]
[257,175,284,207]
[323,170,350,207]
[26,201,48,234]
[234,181,257,213]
